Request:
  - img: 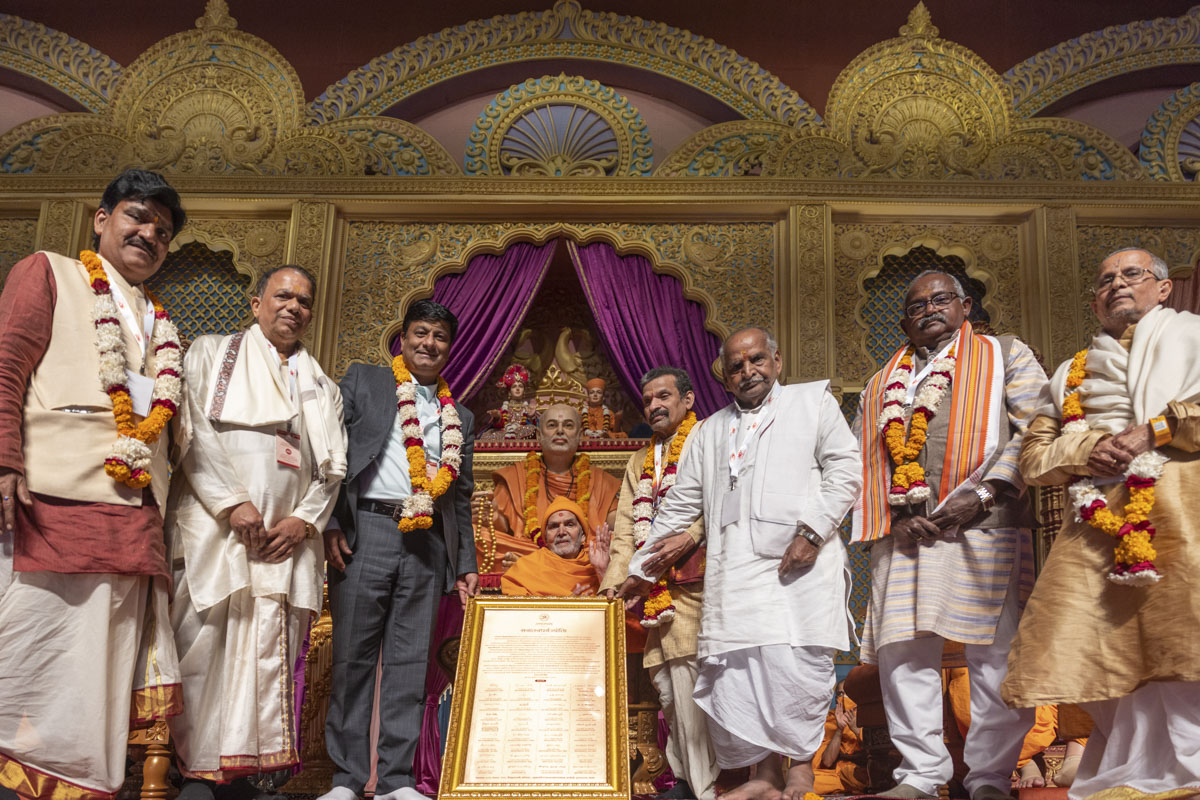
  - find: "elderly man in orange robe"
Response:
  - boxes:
[501,497,608,596]
[489,403,621,568]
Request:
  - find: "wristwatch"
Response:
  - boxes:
[974,484,995,512]
[304,521,319,539]
[796,524,824,548]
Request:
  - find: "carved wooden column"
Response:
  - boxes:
[1039,205,1082,367]
[35,199,87,256]
[286,200,338,368]
[783,203,832,383]
[128,721,172,800]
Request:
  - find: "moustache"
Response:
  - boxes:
[738,375,766,389]
[917,312,947,329]
[125,235,154,255]
[649,409,669,422]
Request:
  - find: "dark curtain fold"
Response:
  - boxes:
[567,240,727,417]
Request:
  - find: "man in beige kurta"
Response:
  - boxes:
[1003,247,1200,799]
[168,267,346,793]
[0,169,187,800]
[601,367,717,800]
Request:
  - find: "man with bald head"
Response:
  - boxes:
[852,269,1047,800]
[619,327,861,800]
[1003,248,1200,796]
[490,402,620,561]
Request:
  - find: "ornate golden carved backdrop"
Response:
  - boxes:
[0,0,1198,780]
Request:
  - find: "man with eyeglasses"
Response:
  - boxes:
[851,269,1049,800]
[1003,247,1200,796]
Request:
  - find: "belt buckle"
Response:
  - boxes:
[390,503,404,523]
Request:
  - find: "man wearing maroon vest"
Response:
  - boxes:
[0,169,187,800]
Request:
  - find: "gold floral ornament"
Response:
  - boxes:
[0,0,457,177]
[465,74,652,177]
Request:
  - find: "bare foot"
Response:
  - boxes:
[1016,760,1045,788]
[721,779,783,800]
[724,756,784,800]
[780,761,814,800]
[1053,754,1081,787]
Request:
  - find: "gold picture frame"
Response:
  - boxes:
[438,596,630,800]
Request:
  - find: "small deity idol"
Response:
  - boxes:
[483,364,538,440]
[583,377,624,439]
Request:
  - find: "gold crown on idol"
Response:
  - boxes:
[533,364,586,415]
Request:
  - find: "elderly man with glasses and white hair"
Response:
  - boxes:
[851,269,1050,800]
[1003,247,1200,797]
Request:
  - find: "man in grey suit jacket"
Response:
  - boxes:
[321,299,478,800]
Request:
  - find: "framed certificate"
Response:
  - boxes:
[438,596,629,800]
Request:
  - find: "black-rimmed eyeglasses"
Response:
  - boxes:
[905,291,962,319]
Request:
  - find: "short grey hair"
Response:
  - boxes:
[1104,247,1168,280]
[906,269,965,299]
[719,326,779,363]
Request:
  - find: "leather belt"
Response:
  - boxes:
[359,498,406,522]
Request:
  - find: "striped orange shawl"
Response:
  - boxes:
[852,321,999,543]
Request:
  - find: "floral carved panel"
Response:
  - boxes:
[833,221,1021,385]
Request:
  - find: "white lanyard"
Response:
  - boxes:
[653,439,665,487]
[727,384,778,488]
[104,266,154,360]
[906,337,956,407]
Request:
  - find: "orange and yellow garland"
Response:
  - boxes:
[632,411,698,627]
[82,249,181,489]
[1061,348,1165,584]
[523,451,591,546]
[390,355,464,531]
[879,346,956,507]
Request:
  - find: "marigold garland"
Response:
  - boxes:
[390,355,463,532]
[82,250,182,489]
[523,451,590,546]
[878,345,956,506]
[632,411,698,628]
[1061,347,1166,585]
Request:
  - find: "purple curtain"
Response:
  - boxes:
[391,240,557,402]
[414,595,465,794]
[567,240,728,417]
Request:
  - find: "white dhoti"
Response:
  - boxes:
[650,657,718,800]
[170,569,311,781]
[1069,681,1200,800]
[0,567,179,800]
[694,645,835,769]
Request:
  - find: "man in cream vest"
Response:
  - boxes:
[0,169,187,800]
[167,266,347,798]
[620,327,861,800]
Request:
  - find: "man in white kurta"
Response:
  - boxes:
[167,267,346,790]
[621,328,861,800]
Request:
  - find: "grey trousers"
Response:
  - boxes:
[325,507,447,794]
